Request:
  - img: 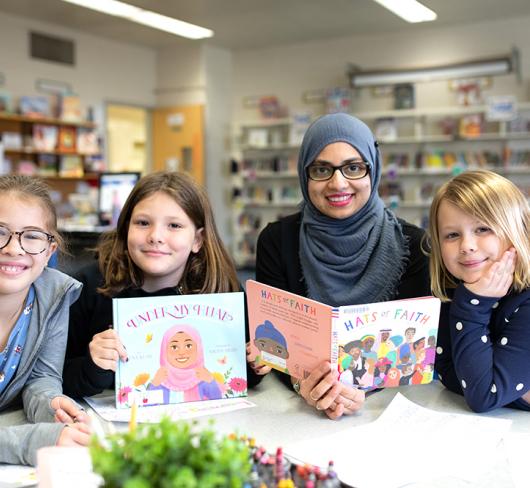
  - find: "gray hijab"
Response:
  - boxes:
[298,113,409,307]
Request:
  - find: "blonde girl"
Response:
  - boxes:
[428,170,530,412]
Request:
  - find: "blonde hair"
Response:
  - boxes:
[427,170,530,301]
[0,174,64,251]
[97,171,239,297]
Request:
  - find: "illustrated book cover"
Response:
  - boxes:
[33,124,58,152]
[114,292,248,409]
[58,155,83,177]
[57,126,76,152]
[246,280,441,390]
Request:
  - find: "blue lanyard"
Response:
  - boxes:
[0,286,34,393]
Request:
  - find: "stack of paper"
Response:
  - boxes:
[286,393,512,488]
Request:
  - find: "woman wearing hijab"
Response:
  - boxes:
[255,113,430,419]
[149,324,222,403]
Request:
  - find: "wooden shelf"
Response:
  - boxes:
[0,112,96,128]
[5,148,97,157]
[42,173,100,181]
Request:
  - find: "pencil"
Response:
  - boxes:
[129,399,138,432]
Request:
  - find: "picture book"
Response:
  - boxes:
[0,92,12,113]
[59,155,83,177]
[59,94,82,122]
[76,127,99,155]
[394,83,415,110]
[114,292,248,409]
[37,154,58,177]
[374,117,398,142]
[33,124,58,152]
[57,126,76,152]
[246,280,441,390]
[19,96,50,118]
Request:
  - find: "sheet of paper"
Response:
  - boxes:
[85,393,255,423]
[0,465,36,488]
[503,433,530,488]
[285,393,512,488]
[36,447,101,488]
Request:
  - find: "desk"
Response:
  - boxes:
[1,376,528,487]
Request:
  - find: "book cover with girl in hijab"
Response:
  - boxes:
[113,293,247,409]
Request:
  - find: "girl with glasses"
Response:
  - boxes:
[255,113,430,419]
[0,175,90,466]
[62,171,264,398]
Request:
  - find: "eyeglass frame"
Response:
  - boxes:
[306,159,370,181]
[0,226,55,255]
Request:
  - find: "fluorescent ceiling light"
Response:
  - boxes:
[348,54,516,87]
[61,0,214,40]
[373,0,437,23]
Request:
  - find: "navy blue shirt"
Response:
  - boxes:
[435,285,530,412]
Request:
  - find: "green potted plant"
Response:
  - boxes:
[90,418,251,488]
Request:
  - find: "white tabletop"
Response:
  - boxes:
[1,376,529,487]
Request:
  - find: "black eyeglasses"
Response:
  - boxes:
[0,225,54,255]
[307,160,369,181]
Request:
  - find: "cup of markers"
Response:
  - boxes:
[243,436,341,488]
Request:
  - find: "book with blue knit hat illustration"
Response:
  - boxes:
[114,292,247,409]
[247,280,441,390]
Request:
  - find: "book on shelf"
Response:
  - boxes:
[325,87,351,114]
[17,159,38,176]
[459,114,482,137]
[394,84,415,110]
[0,155,11,175]
[374,117,397,142]
[246,280,441,390]
[76,127,99,154]
[259,96,282,119]
[57,126,77,152]
[32,125,58,152]
[0,92,13,112]
[59,94,82,122]
[486,95,517,122]
[246,128,269,148]
[114,292,248,409]
[379,180,404,202]
[19,96,50,118]
[289,112,312,146]
[59,155,83,177]
[1,131,23,150]
[37,154,58,177]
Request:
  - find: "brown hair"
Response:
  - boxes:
[97,171,239,296]
[427,170,530,301]
[0,174,64,251]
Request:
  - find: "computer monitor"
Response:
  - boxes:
[98,172,141,226]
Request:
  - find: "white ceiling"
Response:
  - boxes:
[1,0,530,51]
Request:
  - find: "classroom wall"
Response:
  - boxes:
[232,15,530,121]
[155,43,206,107]
[154,43,233,243]
[204,45,234,244]
[0,11,157,128]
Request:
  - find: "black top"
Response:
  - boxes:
[256,212,431,300]
[256,212,431,390]
[63,262,262,398]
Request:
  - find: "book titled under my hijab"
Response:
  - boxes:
[114,292,247,409]
[246,280,441,390]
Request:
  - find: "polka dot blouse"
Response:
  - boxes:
[434,285,530,413]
